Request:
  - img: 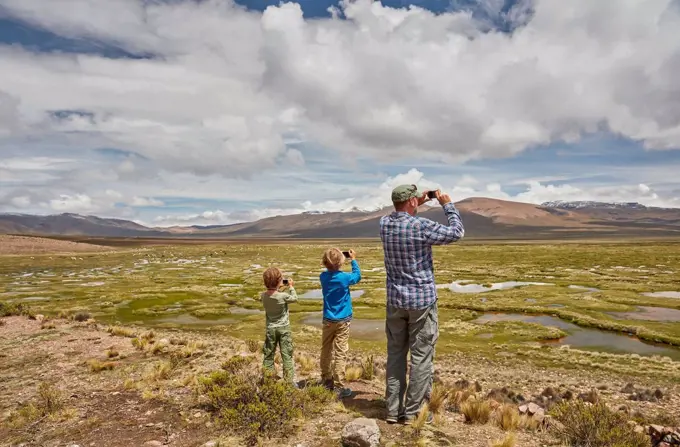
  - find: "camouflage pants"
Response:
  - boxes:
[262,325,295,382]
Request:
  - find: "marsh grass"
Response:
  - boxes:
[411,403,431,434]
[246,339,260,353]
[294,353,316,374]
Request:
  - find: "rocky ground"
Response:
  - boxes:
[1,314,679,447]
[0,236,113,255]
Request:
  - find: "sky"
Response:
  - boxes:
[1,0,680,227]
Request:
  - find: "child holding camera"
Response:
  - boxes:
[260,266,298,385]
[319,248,362,398]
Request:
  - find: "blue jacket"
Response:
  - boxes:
[320,260,362,322]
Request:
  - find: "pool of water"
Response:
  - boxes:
[643,292,680,299]
[568,285,600,292]
[443,281,553,294]
[608,306,680,322]
[300,289,365,299]
[473,313,680,360]
[302,313,384,340]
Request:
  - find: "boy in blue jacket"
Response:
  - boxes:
[319,247,362,398]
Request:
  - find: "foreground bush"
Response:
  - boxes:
[0,301,31,317]
[551,400,650,447]
[197,356,334,445]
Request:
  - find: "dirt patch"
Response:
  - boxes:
[0,235,113,255]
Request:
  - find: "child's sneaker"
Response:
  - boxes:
[336,387,353,398]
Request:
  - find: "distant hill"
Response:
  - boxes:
[1,198,679,240]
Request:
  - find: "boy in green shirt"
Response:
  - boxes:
[260,266,298,384]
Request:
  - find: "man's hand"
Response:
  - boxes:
[418,191,433,206]
[286,278,294,288]
[348,249,357,260]
[436,190,452,206]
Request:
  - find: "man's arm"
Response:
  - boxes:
[422,192,464,245]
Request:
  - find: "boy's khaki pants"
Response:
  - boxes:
[320,320,350,388]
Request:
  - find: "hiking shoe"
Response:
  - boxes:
[387,414,406,424]
[337,388,353,398]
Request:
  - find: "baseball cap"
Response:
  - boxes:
[391,184,423,202]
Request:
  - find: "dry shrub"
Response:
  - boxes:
[72,312,91,322]
[7,382,64,428]
[345,365,363,382]
[448,388,475,412]
[551,400,649,447]
[495,404,521,431]
[141,330,156,341]
[519,414,542,431]
[41,320,57,330]
[489,433,516,447]
[461,399,492,424]
[427,384,449,415]
[106,348,120,358]
[132,337,149,351]
[0,301,31,317]
[88,359,116,372]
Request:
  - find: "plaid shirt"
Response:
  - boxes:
[380,202,464,310]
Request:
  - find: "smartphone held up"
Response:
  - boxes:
[427,190,438,199]
[342,251,351,259]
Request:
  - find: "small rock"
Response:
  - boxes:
[143,442,163,447]
[203,441,218,447]
[518,404,529,414]
[194,412,202,418]
[145,423,155,427]
[527,402,541,415]
[341,418,380,447]
[634,425,645,434]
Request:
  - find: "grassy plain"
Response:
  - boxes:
[2,240,680,374]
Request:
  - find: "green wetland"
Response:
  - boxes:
[2,240,680,373]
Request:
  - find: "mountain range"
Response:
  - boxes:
[1,198,679,240]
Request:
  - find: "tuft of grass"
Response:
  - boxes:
[87,359,116,372]
[124,378,136,390]
[108,326,136,338]
[551,400,650,447]
[345,365,363,382]
[495,404,521,431]
[427,383,449,415]
[245,339,260,353]
[144,361,173,382]
[519,414,541,431]
[294,353,316,374]
[106,348,120,358]
[489,433,516,447]
[360,355,375,380]
[461,399,492,424]
[131,337,149,351]
[411,403,431,434]
[141,330,156,341]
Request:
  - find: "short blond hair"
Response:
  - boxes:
[263,267,282,289]
[322,248,345,271]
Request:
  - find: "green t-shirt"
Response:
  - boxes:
[260,288,298,328]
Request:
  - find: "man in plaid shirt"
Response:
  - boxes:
[380,184,464,425]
